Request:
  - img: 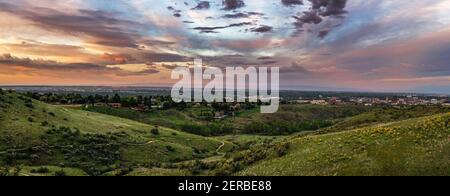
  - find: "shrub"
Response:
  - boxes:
[54,170,66,176]
[25,102,34,109]
[274,143,290,157]
[151,128,160,135]
[41,121,49,126]
[28,117,34,122]
[166,145,176,152]
[31,167,50,174]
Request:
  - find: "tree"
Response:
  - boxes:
[112,94,121,103]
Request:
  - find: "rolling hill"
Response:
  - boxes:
[238,113,450,176]
[0,91,233,175]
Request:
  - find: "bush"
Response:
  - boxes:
[31,167,50,174]
[54,170,66,176]
[25,102,34,109]
[151,128,160,135]
[274,143,290,157]
[41,121,49,126]
[166,145,176,152]
[28,117,34,122]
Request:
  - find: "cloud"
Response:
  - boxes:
[291,0,348,38]
[222,12,264,19]
[294,10,322,24]
[318,0,348,17]
[0,2,143,48]
[0,54,161,76]
[0,54,112,72]
[250,25,273,33]
[222,0,245,10]
[281,0,304,7]
[192,1,210,10]
[193,22,252,33]
[102,53,134,64]
[280,62,310,74]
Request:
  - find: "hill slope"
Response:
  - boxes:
[0,91,232,175]
[239,113,450,176]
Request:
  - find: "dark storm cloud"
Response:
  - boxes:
[201,54,280,68]
[312,0,348,16]
[257,56,275,60]
[115,68,160,76]
[294,10,322,24]
[222,0,245,10]
[134,52,189,63]
[0,3,142,48]
[281,0,304,6]
[0,54,113,71]
[193,22,252,33]
[222,12,264,19]
[0,54,161,76]
[318,30,331,38]
[192,1,210,10]
[305,0,348,17]
[291,0,348,38]
[251,25,273,33]
[167,6,182,17]
[142,39,177,46]
[223,13,249,19]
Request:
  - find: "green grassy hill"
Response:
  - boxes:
[0,91,233,175]
[238,113,450,176]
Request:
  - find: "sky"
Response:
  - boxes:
[0,0,449,93]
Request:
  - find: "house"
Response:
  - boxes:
[311,100,328,105]
[108,103,122,108]
[133,104,147,112]
[430,99,438,105]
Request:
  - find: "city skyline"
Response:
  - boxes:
[0,0,449,94]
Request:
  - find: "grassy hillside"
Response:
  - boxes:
[238,113,450,176]
[0,91,233,175]
[320,106,450,134]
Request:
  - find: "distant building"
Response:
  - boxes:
[295,100,310,104]
[108,103,122,108]
[329,97,340,105]
[133,104,147,112]
[430,99,438,105]
[311,100,328,105]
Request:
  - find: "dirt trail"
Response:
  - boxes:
[216,141,226,155]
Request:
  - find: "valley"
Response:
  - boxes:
[0,89,449,176]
